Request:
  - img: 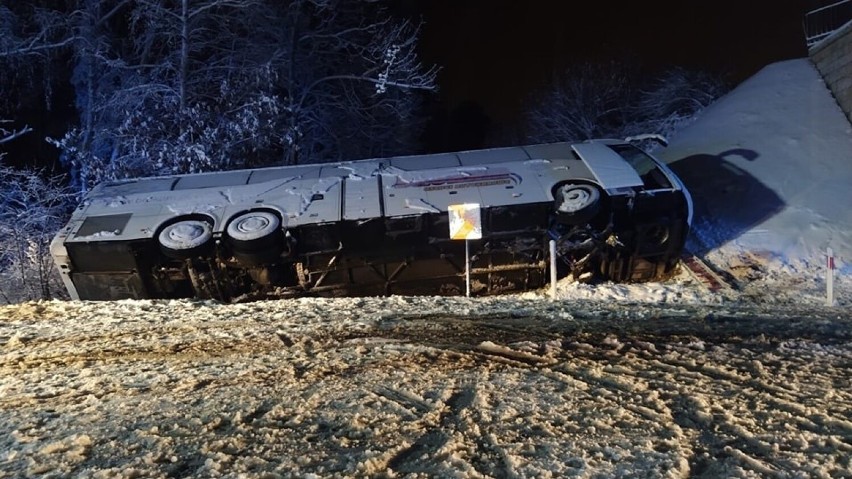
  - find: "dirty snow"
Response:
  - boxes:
[1,296,850,478]
[2,58,852,477]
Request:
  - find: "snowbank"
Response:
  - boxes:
[660,59,852,275]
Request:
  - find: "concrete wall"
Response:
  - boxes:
[810,21,852,124]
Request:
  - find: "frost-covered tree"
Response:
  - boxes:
[30,0,437,192]
[258,0,437,164]
[0,0,129,190]
[630,68,727,140]
[0,164,74,303]
[45,0,137,192]
[524,62,638,143]
[524,63,726,145]
[0,2,69,301]
[45,0,286,191]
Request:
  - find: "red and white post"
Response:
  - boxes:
[826,247,835,307]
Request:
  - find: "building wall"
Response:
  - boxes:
[810,21,852,124]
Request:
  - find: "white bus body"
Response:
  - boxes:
[51,139,692,301]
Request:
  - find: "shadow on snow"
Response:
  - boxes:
[668,148,785,255]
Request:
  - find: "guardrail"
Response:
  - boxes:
[805,0,852,47]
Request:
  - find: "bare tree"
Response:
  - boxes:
[524,63,726,145]
[260,0,437,164]
[0,3,79,58]
[525,62,637,143]
[0,164,74,303]
[630,67,727,140]
[0,2,70,143]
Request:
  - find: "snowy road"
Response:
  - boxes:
[1,297,850,478]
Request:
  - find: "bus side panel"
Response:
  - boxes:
[65,241,158,300]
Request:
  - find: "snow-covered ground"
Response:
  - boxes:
[1,58,851,478]
[1,297,850,478]
[659,58,852,277]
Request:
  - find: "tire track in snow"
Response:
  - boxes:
[414,332,851,478]
[637,351,852,440]
[2,300,850,477]
[547,337,852,476]
[386,385,514,478]
[367,310,852,476]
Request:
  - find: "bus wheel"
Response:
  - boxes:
[554,183,601,225]
[226,211,285,265]
[158,220,214,259]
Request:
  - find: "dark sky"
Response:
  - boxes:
[404,1,809,132]
[2,1,814,165]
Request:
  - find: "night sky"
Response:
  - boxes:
[403,0,810,150]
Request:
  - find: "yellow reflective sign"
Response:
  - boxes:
[448,203,482,240]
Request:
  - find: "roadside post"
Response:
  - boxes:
[448,204,482,297]
[827,247,835,307]
[549,239,558,300]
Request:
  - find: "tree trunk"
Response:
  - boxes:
[284,3,300,165]
[179,0,189,112]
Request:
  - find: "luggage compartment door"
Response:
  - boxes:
[343,176,383,221]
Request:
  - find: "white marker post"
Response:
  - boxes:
[465,239,471,297]
[549,239,558,300]
[448,204,482,297]
[827,247,835,307]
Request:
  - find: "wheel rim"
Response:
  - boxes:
[227,211,281,242]
[558,186,595,213]
[158,220,213,251]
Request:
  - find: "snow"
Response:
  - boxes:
[72,230,119,240]
[1,58,852,477]
[0,297,850,477]
[404,197,442,213]
[659,58,852,275]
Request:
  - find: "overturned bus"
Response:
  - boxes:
[50,139,693,301]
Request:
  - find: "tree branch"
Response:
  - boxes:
[0,123,33,145]
[297,73,435,111]
[97,0,135,27]
[0,36,81,57]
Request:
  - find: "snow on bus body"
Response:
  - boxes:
[50,139,692,301]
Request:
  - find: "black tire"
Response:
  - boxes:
[226,211,286,265]
[554,183,602,225]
